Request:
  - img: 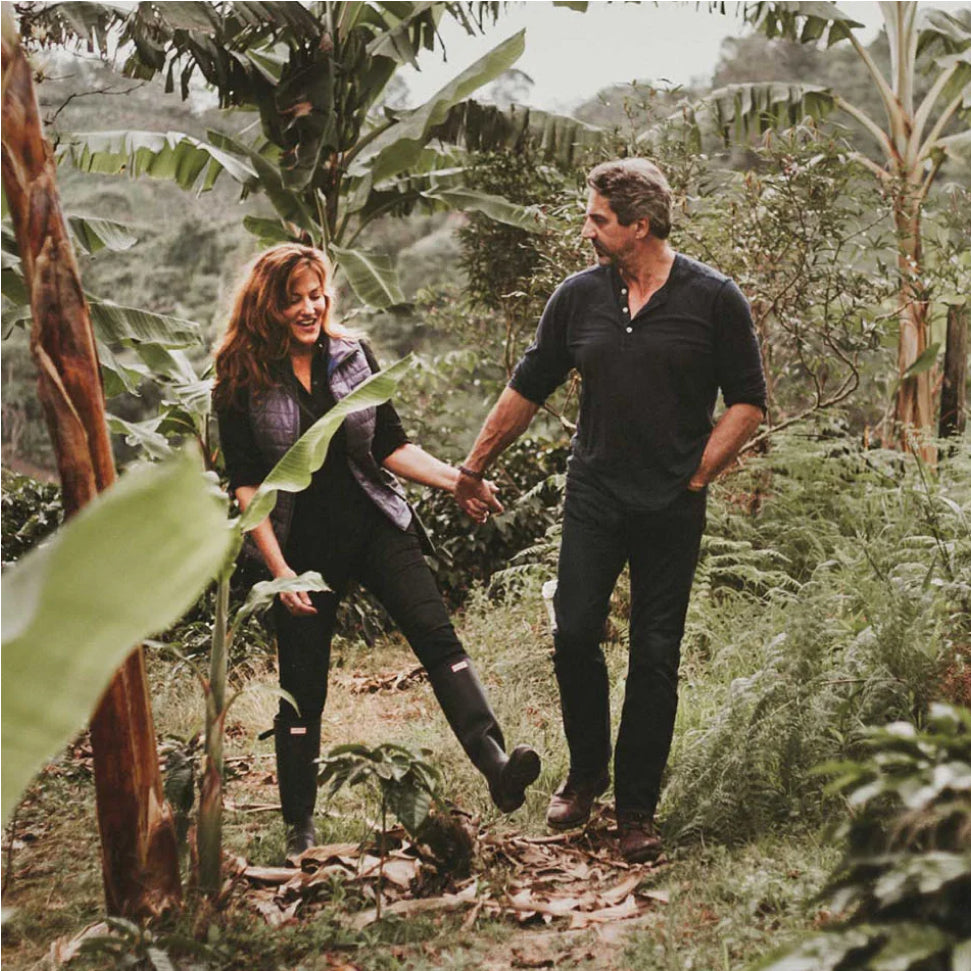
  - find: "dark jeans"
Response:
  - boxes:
[552,471,707,816]
[274,502,464,722]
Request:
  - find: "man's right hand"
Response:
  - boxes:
[455,474,504,524]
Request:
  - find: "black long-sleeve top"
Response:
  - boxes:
[509,254,767,510]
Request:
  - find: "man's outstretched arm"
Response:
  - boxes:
[455,387,540,518]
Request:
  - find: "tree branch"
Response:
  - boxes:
[44,82,145,126]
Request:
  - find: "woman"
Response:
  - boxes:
[213,244,541,856]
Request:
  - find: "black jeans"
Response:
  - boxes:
[273,501,464,722]
[552,471,707,816]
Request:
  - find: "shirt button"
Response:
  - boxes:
[621,288,628,295]
[626,326,633,333]
[622,306,629,314]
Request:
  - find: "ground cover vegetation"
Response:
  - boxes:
[2,2,970,969]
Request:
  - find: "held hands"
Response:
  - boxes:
[454,472,504,525]
[276,566,318,616]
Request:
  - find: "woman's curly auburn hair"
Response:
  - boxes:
[212,244,352,410]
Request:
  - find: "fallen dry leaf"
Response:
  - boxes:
[599,874,642,906]
[511,941,555,967]
[349,882,478,930]
[48,921,109,967]
[243,865,300,885]
[568,894,643,930]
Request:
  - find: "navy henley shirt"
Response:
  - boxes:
[509,253,767,511]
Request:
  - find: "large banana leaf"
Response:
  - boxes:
[364,2,448,67]
[3,211,136,264]
[107,415,175,460]
[641,82,837,148]
[0,281,201,348]
[62,130,258,193]
[88,297,201,347]
[239,355,413,531]
[916,7,971,59]
[1,446,235,821]
[130,342,203,385]
[331,244,406,309]
[428,100,605,170]
[205,131,318,234]
[348,29,526,185]
[242,215,300,247]
[745,2,865,47]
[420,186,545,232]
[97,340,151,397]
[66,214,138,254]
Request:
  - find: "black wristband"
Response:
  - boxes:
[458,465,485,481]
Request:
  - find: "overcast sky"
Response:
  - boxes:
[400,1,889,112]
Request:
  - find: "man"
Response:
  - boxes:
[454,158,766,863]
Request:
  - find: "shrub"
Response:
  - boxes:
[1,471,63,565]
[752,704,971,971]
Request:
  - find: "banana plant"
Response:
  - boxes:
[17,1,587,309]
[1,212,205,398]
[1,446,236,823]
[642,2,971,457]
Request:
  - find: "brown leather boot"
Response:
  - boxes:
[617,811,663,864]
[546,771,610,829]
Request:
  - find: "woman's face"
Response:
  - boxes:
[280,264,328,353]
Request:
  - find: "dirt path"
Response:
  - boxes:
[221,657,669,970]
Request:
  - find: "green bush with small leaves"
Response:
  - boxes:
[1,472,63,565]
[752,704,971,971]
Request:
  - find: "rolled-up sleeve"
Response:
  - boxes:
[362,341,410,462]
[714,280,767,412]
[509,287,574,405]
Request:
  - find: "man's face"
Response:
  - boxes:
[581,189,639,266]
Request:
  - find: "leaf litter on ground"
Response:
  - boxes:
[236,805,667,931]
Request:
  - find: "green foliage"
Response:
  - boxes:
[662,433,971,844]
[668,124,895,433]
[24,2,552,309]
[752,704,971,971]
[0,472,63,563]
[0,447,235,821]
[318,741,441,839]
[415,435,568,604]
[455,149,588,381]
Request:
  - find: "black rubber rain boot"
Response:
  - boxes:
[273,715,321,857]
[427,655,541,813]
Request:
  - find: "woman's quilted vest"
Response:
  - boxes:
[245,338,412,556]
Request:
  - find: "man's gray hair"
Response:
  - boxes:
[586,158,673,239]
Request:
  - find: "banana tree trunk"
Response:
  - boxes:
[1,19,181,917]
[891,186,936,463]
[938,303,967,441]
[197,572,230,895]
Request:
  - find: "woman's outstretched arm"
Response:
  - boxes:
[382,444,497,524]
